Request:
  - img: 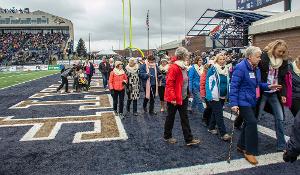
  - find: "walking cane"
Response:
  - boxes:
[227,109,237,163]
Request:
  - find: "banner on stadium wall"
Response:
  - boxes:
[40,65,49,71]
[48,65,61,70]
[0,66,8,72]
[9,66,17,72]
[23,66,38,71]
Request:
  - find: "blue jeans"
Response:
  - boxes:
[191,90,204,113]
[259,93,286,150]
[238,107,258,155]
[102,72,108,88]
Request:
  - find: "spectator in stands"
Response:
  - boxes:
[99,57,110,89]
[139,55,159,115]
[164,47,200,146]
[230,46,282,165]
[109,61,128,119]
[125,57,140,116]
[257,40,288,152]
[83,59,95,88]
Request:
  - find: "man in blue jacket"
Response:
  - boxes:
[230,46,281,165]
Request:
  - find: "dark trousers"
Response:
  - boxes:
[291,98,300,117]
[164,98,193,143]
[234,114,243,128]
[143,85,156,112]
[209,99,227,136]
[203,99,212,126]
[57,76,68,92]
[127,99,137,113]
[87,74,92,87]
[238,107,258,155]
[102,72,108,88]
[113,90,125,114]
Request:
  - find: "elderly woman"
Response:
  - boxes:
[164,47,200,146]
[230,46,281,165]
[188,56,204,114]
[125,58,140,116]
[139,55,159,115]
[158,58,169,112]
[205,53,231,141]
[257,40,288,152]
[109,61,128,119]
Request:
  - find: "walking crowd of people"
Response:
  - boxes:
[57,39,300,165]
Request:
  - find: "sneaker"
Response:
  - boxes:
[160,108,164,112]
[149,111,157,116]
[164,138,177,144]
[244,153,258,165]
[208,129,218,135]
[221,134,231,141]
[113,110,118,115]
[186,139,201,146]
[133,113,138,116]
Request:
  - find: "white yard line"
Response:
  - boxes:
[0,72,59,90]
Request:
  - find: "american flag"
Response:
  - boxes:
[146,10,149,30]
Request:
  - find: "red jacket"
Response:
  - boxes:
[164,63,185,105]
[200,70,207,98]
[109,71,128,91]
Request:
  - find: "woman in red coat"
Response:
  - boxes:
[109,61,128,119]
[164,47,200,146]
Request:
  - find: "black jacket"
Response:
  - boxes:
[256,52,288,116]
[99,62,110,74]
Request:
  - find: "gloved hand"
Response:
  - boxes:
[283,151,297,163]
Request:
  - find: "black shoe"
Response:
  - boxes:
[149,111,157,115]
[143,107,147,113]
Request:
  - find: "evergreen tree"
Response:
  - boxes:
[76,38,87,57]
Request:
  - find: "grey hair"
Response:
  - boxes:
[245,46,262,58]
[175,47,189,60]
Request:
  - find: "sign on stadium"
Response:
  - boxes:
[236,0,284,10]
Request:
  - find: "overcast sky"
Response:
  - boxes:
[1,0,300,51]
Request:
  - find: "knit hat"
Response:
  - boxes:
[160,58,168,63]
[115,61,123,67]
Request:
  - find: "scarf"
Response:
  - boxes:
[113,68,125,76]
[194,64,204,76]
[126,64,139,74]
[159,64,169,73]
[145,60,158,99]
[214,63,228,76]
[175,60,187,70]
[292,61,300,76]
[268,53,283,69]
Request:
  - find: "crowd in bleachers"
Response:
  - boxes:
[0,7,30,14]
[0,32,69,65]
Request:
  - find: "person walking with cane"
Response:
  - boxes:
[230,46,282,165]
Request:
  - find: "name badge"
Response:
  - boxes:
[249,72,255,79]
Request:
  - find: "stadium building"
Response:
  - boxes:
[0,7,74,65]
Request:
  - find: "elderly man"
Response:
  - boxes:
[230,46,282,165]
[99,56,110,89]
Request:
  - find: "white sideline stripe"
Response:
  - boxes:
[128,152,299,175]
[222,112,290,141]
[0,72,59,90]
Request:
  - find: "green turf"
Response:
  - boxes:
[0,70,59,89]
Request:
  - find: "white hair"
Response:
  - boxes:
[245,46,262,58]
[175,47,189,59]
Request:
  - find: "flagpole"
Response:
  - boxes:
[147,10,150,56]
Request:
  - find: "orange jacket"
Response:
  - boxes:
[200,70,207,98]
[109,71,128,91]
